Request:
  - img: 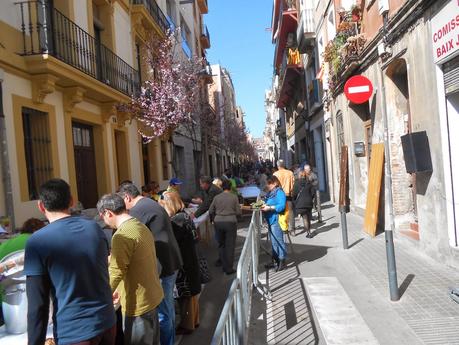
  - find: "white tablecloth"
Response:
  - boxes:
[238,185,261,199]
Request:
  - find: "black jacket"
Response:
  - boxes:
[129,197,183,278]
[292,178,316,212]
[170,212,201,296]
[195,184,223,218]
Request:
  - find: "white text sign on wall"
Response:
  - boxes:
[432,0,459,64]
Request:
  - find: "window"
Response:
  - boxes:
[22,107,53,200]
[327,8,336,41]
[166,0,176,24]
[72,126,92,147]
[174,145,185,180]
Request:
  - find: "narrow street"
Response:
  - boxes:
[2,0,459,344]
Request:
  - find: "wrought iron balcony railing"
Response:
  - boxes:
[132,0,170,34]
[297,8,315,53]
[17,1,140,96]
[200,25,210,49]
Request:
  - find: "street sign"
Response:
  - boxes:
[344,75,373,104]
[431,0,459,64]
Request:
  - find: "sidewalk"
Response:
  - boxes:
[249,204,459,345]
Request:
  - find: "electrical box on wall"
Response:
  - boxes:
[378,0,389,14]
[401,131,433,173]
[354,141,366,157]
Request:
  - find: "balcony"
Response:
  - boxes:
[200,61,213,84]
[17,1,139,98]
[297,8,315,54]
[132,0,170,36]
[324,15,366,90]
[276,48,303,108]
[200,25,210,49]
[197,0,209,14]
[273,1,298,72]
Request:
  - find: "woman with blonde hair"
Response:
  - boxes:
[159,191,185,218]
[159,189,201,335]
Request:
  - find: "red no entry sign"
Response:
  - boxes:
[344,75,373,104]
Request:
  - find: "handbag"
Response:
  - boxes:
[198,254,212,284]
[278,202,289,232]
[174,269,192,299]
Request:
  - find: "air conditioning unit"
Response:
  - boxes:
[378,0,389,14]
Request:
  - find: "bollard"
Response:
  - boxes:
[340,210,349,250]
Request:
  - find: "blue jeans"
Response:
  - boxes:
[158,271,177,345]
[269,222,286,261]
[124,309,159,345]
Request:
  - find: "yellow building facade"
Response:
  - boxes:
[0,0,178,225]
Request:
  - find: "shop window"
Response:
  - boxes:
[22,107,53,200]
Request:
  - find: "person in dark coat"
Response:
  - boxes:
[161,197,201,336]
[192,176,222,219]
[292,170,316,238]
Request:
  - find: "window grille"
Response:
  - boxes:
[22,107,53,200]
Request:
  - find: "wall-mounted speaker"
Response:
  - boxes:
[400,131,432,173]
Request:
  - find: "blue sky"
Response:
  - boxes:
[205,0,274,138]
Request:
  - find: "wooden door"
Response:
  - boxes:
[72,122,98,208]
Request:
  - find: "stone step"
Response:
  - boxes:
[303,277,379,345]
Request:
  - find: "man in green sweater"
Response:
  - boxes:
[98,193,164,345]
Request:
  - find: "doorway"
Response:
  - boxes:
[114,130,129,186]
[313,126,326,192]
[446,92,459,246]
[386,59,417,233]
[72,122,98,208]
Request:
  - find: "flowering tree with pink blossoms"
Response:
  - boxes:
[120,29,203,140]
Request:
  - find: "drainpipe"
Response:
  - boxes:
[0,69,15,230]
[380,13,399,302]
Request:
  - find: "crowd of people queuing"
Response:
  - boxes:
[0,159,322,345]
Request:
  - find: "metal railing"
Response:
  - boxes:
[201,24,210,45]
[16,1,140,96]
[299,8,315,34]
[132,0,170,33]
[132,0,170,34]
[211,210,269,345]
